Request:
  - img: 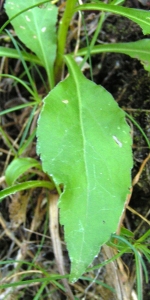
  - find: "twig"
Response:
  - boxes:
[49,193,74,300]
[0,213,34,259]
[117,153,150,232]
[132,153,150,186]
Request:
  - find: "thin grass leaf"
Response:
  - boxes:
[135,252,143,300]
[0,102,37,116]
[0,259,51,276]
[126,113,150,148]
[137,229,150,243]
[5,158,42,186]
[19,106,37,147]
[5,29,39,98]
[0,181,55,201]
[80,276,115,292]
[18,129,36,156]
[77,39,150,73]
[0,47,42,65]
[113,234,149,297]
[0,276,67,290]
[0,126,17,155]
[33,282,48,300]
[0,74,38,99]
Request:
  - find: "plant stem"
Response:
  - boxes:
[54,0,77,82]
[49,193,74,299]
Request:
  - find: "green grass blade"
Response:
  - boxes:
[135,252,143,300]
[126,113,150,148]
[0,47,42,65]
[0,74,38,99]
[5,157,42,185]
[0,102,37,116]
[76,39,150,73]
[0,181,55,201]
[33,282,48,300]
[18,129,36,155]
[0,126,17,155]
[19,106,37,147]
[5,29,39,98]
[0,276,68,290]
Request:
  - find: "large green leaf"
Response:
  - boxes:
[75,3,150,35]
[37,55,133,281]
[77,39,150,72]
[5,0,58,88]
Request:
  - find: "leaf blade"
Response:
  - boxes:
[37,56,133,281]
[77,39,150,72]
[5,0,58,88]
[0,181,54,201]
[5,158,42,186]
[0,47,42,66]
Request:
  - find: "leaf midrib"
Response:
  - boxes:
[70,62,90,259]
[30,2,54,86]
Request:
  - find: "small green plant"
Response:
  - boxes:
[0,0,150,296]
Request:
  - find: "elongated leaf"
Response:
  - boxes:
[37,55,133,281]
[5,0,58,88]
[77,39,150,72]
[0,181,54,201]
[5,158,42,186]
[0,47,42,66]
[75,3,150,35]
[0,102,36,117]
